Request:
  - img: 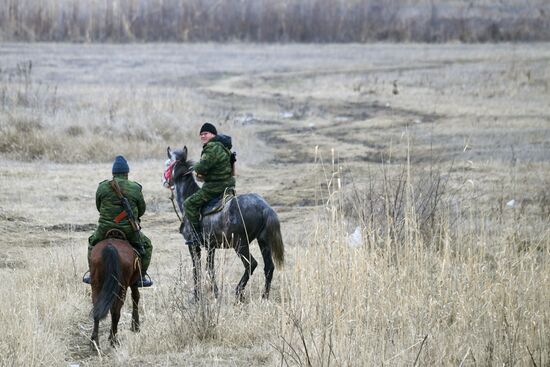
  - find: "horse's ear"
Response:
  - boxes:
[183,146,188,160]
[167,146,171,159]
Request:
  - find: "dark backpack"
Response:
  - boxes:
[217,134,237,175]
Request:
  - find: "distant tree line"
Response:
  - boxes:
[1,0,549,43]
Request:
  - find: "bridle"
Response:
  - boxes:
[163,158,193,188]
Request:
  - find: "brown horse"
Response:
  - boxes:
[90,238,141,349]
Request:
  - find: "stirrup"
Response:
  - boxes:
[82,270,91,284]
[132,273,153,288]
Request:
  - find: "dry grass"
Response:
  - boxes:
[0,43,549,366]
[1,156,548,366]
[275,154,549,366]
[0,63,260,163]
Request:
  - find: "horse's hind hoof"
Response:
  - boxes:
[109,335,120,348]
[235,292,245,304]
[209,284,219,298]
[189,290,201,304]
[90,340,101,353]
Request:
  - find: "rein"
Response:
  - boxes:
[169,188,183,223]
[165,159,194,224]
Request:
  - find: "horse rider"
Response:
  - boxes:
[83,155,153,287]
[184,122,235,245]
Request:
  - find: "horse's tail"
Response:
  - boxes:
[265,209,284,268]
[93,244,121,321]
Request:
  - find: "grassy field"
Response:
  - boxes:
[0,42,549,366]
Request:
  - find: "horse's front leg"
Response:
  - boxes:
[130,286,140,332]
[206,247,219,298]
[188,243,202,302]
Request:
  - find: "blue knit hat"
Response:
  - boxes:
[112,155,129,174]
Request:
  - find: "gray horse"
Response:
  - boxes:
[166,147,284,301]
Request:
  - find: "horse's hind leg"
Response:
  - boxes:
[91,318,100,351]
[109,307,120,347]
[109,290,125,347]
[90,287,101,351]
[234,241,258,302]
[258,238,275,299]
[206,247,219,298]
[131,286,140,332]
[188,244,202,302]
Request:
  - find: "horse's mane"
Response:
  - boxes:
[171,149,192,166]
[171,150,199,201]
[171,149,194,177]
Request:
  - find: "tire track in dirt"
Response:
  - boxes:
[190,71,452,212]
[202,87,446,165]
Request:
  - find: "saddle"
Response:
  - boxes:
[103,229,142,257]
[201,187,236,218]
[104,229,127,240]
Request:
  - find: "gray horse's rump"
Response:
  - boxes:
[202,193,271,248]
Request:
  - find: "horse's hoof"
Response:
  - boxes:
[131,323,140,333]
[235,292,245,303]
[109,335,120,348]
[189,294,200,304]
[90,340,100,353]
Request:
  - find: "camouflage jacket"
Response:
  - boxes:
[194,136,233,184]
[95,174,146,228]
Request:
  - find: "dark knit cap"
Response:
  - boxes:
[200,122,217,135]
[112,155,129,174]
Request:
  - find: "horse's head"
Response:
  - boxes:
[163,146,193,189]
[167,145,187,162]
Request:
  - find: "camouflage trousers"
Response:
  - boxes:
[184,179,235,231]
[88,224,153,272]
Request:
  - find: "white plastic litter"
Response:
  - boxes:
[348,226,363,248]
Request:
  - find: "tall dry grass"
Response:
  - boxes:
[1,146,548,366]
[273,149,549,366]
[1,0,550,43]
[0,237,85,365]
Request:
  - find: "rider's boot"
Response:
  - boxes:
[83,256,92,284]
[132,245,153,287]
[83,271,91,284]
[132,270,153,287]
